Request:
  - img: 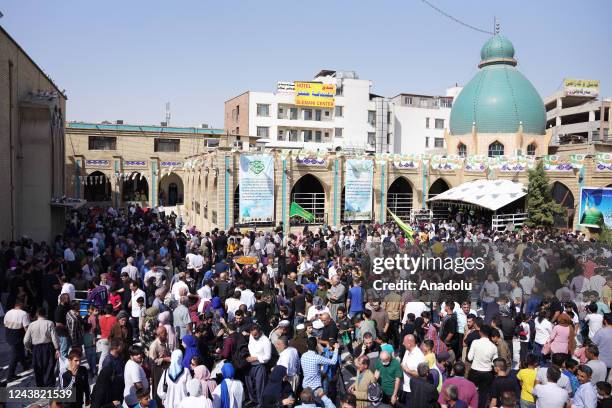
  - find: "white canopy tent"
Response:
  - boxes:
[427,179,526,211]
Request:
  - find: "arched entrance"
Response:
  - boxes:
[158,173,184,206]
[387,177,413,221]
[428,178,450,220]
[122,172,149,203]
[552,181,575,228]
[84,171,111,202]
[290,174,325,224]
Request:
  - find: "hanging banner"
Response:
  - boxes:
[393,154,420,169]
[296,150,327,166]
[464,155,488,172]
[578,187,612,228]
[430,155,464,170]
[595,153,612,172]
[497,156,535,172]
[344,159,374,221]
[569,154,586,170]
[238,154,275,224]
[542,155,574,171]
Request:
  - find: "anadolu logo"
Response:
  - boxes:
[249,160,264,174]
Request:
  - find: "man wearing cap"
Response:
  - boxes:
[245,324,272,406]
[270,320,291,350]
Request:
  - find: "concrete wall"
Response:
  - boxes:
[0,27,67,242]
[389,102,451,154]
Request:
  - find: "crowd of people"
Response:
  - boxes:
[1,203,611,408]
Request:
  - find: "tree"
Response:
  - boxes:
[598,226,612,245]
[524,161,564,229]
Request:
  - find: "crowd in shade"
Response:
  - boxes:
[1,203,612,408]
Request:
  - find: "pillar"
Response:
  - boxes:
[151,160,158,208]
[75,158,82,199]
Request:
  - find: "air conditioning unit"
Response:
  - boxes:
[116,120,124,125]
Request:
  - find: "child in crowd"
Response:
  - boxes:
[563,358,580,396]
[423,339,436,368]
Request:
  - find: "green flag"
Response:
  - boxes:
[290,202,315,223]
[387,208,414,243]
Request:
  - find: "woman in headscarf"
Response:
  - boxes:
[140,306,159,347]
[180,378,213,408]
[181,335,200,370]
[157,349,191,408]
[158,310,176,351]
[192,363,217,401]
[212,363,244,408]
[261,366,294,408]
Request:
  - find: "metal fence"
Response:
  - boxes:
[387,193,413,221]
[291,192,325,224]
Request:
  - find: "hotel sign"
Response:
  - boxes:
[563,78,599,98]
[294,81,336,108]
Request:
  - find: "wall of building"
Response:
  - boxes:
[390,101,451,154]
[224,92,249,140]
[65,123,223,208]
[182,149,612,233]
[0,27,67,242]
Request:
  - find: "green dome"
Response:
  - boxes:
[450,35,546,135]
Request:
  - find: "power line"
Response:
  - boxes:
[420,0,493,35]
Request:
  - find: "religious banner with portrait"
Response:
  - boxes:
[344,159,374,220]
[238,154,275,223]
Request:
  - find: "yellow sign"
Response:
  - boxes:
[564,78,600,98]
[294,81,336,108]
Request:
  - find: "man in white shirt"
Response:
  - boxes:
[246,324,271,403]
[128,281,146,341]
[532,366,569,408]
[275,337,300,392]
[186,249,204,273]
[124,346,149,407]
[121,257,139,283]
[467,325,498,408]
[402,302,430,325]
[225,291,244,321]
[171,272,189,301]
[239,282,256,311]
[59,275,76,302]
[400,334,425,399]
[4,302,30,381]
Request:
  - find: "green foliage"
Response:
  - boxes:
[598,226,612,244]
[525,161,564,229]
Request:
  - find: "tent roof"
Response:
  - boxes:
[427,179,526,211]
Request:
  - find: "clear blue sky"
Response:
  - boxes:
[2,1,610,128]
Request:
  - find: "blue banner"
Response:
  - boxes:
[238,155,275,224]
[344,159,374,221]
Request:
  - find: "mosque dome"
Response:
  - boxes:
[450,34,546,136]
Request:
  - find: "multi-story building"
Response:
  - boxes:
[65,121,224,208]
[545,79,611,147]
[0,26,67,242]
[388,90,455,154]
[224,70,379,152]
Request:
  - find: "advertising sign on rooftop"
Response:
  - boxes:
[294,81,336,108]
[563,78,600,98]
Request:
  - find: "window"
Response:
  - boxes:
[335,106,343,117]
[235,127,239,135]
[277,129,284,141]
[457,143,467,157]
[289,107,298,120]
[527,143,536,156]
[304,109,313,120]
[324,131,330,139]
[368,111,376,126]
[425,137,429,148]
[88,136,116,150]
[256,126,269,138]
[488,141,505,157]
[154,138,180,152]
[335,128,343,138]
[336,86,343,96]
[288,129,298,142]
[387,133,391,145]
[441,99,452,108]
[404,96,412,105]
[367,132,376,146]
[434,138,444,148]
[315,110,322,121]
[256,104,270,117]
[324,110,330,117]
[315,131,322,142]
[425,118,430,128]
[277,106,285,119]
[387,111,391,124]
[303,130,313,142]
[206,139,220,148]
[435,119,444,129]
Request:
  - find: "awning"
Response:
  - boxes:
[427,179,526,211]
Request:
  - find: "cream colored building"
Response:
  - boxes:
[0,26,67,242]
[65,122,224,208]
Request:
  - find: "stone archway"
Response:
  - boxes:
[552,181,575,228]
[387,177,413,221]
[84,171,111,202]
[122,172,149,203]
[428,178,451,220]
[158,172,184,206]
[290,174,325,224]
